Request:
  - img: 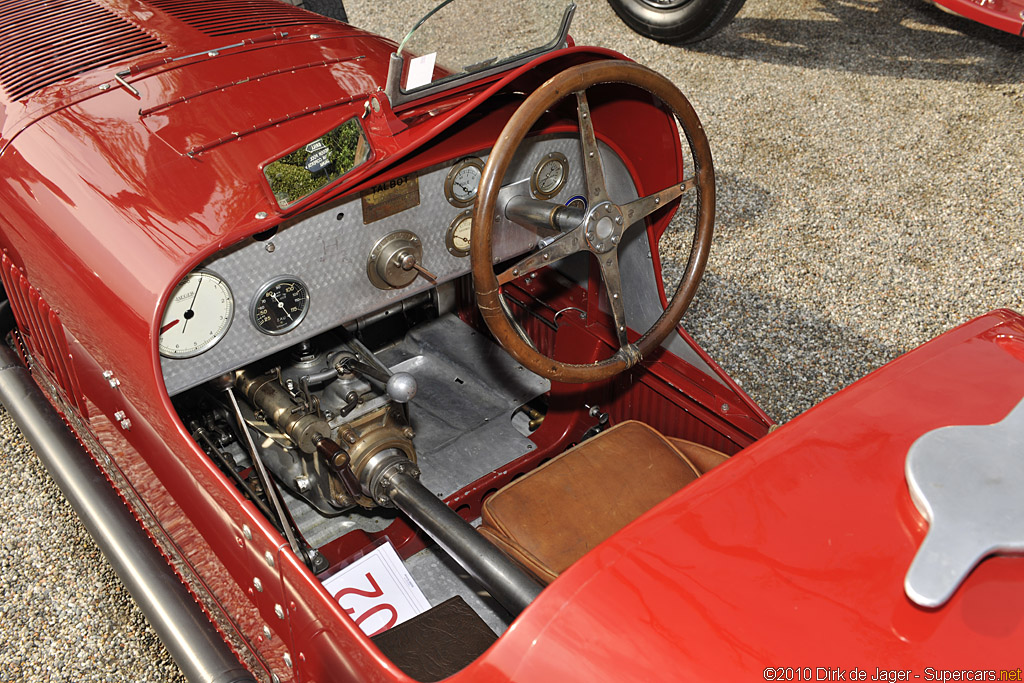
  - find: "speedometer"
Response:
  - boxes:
[159,271,234,359]
[251,277,310,335]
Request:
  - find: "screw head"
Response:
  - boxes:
[253,577,263,592]
[275,604,285,619]
[264,551,275,568]
[255,211,268,220]
[242,525,252,541]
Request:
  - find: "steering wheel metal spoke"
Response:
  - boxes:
[496,226,585,286]
[620,176,697,230]
[596,251,630,348]
[575,90,608,205]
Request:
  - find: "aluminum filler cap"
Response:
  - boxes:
[904,396,1024,608]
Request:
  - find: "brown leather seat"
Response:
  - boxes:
[478,421,729,584]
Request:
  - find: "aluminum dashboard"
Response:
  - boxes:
[161,135,596,395]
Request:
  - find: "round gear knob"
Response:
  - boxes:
[386,372,417,403]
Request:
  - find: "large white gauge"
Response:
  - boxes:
[158,271,234,359]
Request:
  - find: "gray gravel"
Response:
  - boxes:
[1,1,1021,680]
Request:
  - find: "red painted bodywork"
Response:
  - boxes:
[931,0,1024,36]
[0,3,1019,682]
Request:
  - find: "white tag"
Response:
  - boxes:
[405,52,437,90]
[322,542,431,637]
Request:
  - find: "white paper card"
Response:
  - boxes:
[322,542,431,637]
[405,52,437,90]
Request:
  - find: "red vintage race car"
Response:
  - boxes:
[0,2,1020,683]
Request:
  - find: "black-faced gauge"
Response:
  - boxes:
[444,157,484,207]
[531,151,569,200]
[446,210,473,257]
[159,271,234,359]
[251,277,310,335]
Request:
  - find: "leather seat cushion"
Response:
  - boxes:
[479,421,706,584]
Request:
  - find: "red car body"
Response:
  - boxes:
[0,2,1019,683]
[932,0,1024,35]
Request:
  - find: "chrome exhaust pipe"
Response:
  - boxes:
[0,345,256,683]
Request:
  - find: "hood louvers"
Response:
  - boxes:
[144,0,338,38]
[0,0,165,102]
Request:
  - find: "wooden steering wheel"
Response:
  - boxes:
[471,60,714,383]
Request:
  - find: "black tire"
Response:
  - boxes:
[607,0,747,44]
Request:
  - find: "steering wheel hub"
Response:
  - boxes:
[585,202,623,253]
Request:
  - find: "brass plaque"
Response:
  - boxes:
[361,174,420,224]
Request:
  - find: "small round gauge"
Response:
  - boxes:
[251,277,310,335]
[444,157,484,207]
[446,210,473,257]
[531,152,569,200]
[159,271,233,359]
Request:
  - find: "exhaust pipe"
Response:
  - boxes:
[0,345,256,683]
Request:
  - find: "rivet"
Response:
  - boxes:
[512,269,519,276]
[613,293,619,299]
[264,551,275,568]
[721,403,729,412]
[207,51,219,57]
[253,577,263,592]
[98,83,111,91]
[265,242,275,253]
[619,325,625,331]
[588,152,594,158]
[255,211,268,219]
[615,216,622,224]
[275,604,285,619]
[263,625,272,639]
[272,676,281,683]
[242,525,252,540]
[680,184,687,191]
[654,197,660,204]
[284,653,293,668]
[582,112,588,119]
[543,254,549,260]
[310,33,321,39]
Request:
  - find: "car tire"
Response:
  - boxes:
[607,0,747,44]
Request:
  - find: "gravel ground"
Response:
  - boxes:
[1,1,1021,681]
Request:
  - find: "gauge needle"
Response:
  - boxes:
[270,293,293,321]
[182,275,203,333]
[160,319,180,334]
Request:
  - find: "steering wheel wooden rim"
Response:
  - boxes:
[471,59,714,383]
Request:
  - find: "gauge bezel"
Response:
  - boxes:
[530,151,569,200]
[250,276,311,336]
[443,156,484,208]
[445,210,474,257]
[159,270,234,360]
